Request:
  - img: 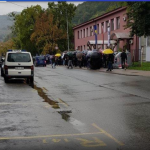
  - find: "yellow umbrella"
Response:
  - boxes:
[102,49,113,54]
[55,53,61,57]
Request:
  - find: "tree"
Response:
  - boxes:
[10,5,43,55]
[0,40,14,56]
[125,2,150,37]
[106,2,127,13]
[47,2,77,51]
[30,12,67,55]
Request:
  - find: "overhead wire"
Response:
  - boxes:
[7,2,27,8]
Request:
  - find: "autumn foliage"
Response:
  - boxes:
[30,12,67,55]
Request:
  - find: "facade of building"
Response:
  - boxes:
[139,36,150,62]
[73,7,139,61]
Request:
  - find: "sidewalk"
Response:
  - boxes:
[61,65,150,77]
[99,68,150,77]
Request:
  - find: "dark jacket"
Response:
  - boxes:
[68,55,73,61]
[107,54,114,63]
[121,52,127,61]
[51,57,55,63]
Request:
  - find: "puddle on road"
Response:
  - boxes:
[30,83,71,121]
[58,112,70,121]
[31,84,60,109]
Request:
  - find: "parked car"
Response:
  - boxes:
[0,56,3,67]
[3,50,34,83]
[34,56,46,67]
[1,57,5,77]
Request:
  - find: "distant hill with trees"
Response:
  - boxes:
[0,15,14,41]
[0,2,126,42]
[72,1,127,25]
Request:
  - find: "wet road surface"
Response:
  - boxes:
[0,65,150,150]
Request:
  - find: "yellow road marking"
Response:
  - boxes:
[64,138,69,142]
[43,139,47,144]
[92,123,124,146]
[58,98,69,107]
[52,139,61,143]
[43,87,48,91]
[0,103,43,105]
[45,105,51,108]
[0,132,102,140]
[32,89,36,92]
[76,137,106,147]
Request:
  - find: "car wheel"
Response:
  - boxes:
[1,69,4,77]
[30,77,34,83]
[26,78,29,84]
[4,76,8,83]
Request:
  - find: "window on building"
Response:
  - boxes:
[97,24,99,34]
[81,30,82,38]
[90,26,92,36]
[147,36,150,47]
[78,31,79,39]
[111,19,114,31]
[86,28,88,37]
[101,22,104,33]
[116,17,120,29]
[78,46,80,50]
[83,29,85,38]
[106,21,109,32]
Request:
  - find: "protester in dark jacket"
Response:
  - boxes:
[121,50,127,69]
[106,54,114,71]
[68,55,73,69]
[51,56,56,69]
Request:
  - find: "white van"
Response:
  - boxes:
[3,50,34,83]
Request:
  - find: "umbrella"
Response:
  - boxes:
[102,49,113,54]
[76,52,83,58]
[67,51,73,57]
[86,51,93,57]
[55,53,61,57]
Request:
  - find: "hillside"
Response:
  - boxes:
[72,1,126,25]
[0,15,14,41]
[0,2,125,42]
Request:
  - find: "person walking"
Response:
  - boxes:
[103,54,107,68]
[106,54,114,71]
[78,57,82,68]
[51,56,56,69]
[121,50,127,70]
[68,55,73,69]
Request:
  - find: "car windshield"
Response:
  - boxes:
[7,53,31,62]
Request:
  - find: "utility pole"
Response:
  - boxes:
[66,10,69,51]
[107,23,110,48]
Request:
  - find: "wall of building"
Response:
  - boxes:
[73,7,139,61]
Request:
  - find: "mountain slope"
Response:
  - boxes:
[0,15,14,41]
[72,1,125,25]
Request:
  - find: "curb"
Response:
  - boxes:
[99,70,140,76]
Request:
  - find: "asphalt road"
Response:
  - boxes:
[0,65,150,150]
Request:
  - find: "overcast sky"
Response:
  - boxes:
[0,2,83,15]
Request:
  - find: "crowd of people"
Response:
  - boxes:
[44,49,128,71]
